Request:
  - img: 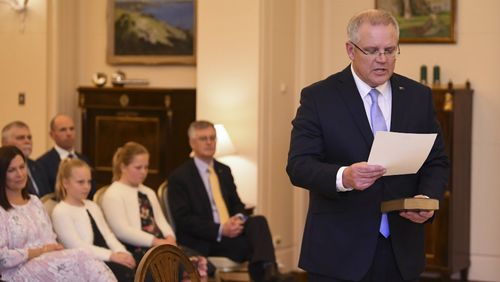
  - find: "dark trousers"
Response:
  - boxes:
[207,215,276,264]
[308,235,419,282]
[208,215,277,281]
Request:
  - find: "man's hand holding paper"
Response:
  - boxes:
[342,162,386,190]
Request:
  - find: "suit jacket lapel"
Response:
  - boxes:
[213,161,229,202]
[389,76,408,132]
[188,160,215,219]
[25,160,38,195]
[337,66,374,147]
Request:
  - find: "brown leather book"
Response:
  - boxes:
[381,198,439,213]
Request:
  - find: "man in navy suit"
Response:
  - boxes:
[168,121,292,282]
[2,121,51,197]
[287,9,449,282]
[36,114,96,197]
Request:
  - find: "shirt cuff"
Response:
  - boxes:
[235,213,247,223]
[336,166,353,192]
[217,224,223,242]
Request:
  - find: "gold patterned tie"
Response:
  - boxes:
[208,165,229,224]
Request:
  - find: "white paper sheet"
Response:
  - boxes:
[367,131,437,176]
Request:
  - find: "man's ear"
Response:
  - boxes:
[346,42,355,60]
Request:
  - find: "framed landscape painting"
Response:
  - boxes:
[375,0,456,43]
[107,0,196,65]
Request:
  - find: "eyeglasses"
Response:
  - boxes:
[197,135,216,142]
[350,41,400,58]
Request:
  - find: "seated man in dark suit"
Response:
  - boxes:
[1,121,51,197]
[168,120,292,282]
[36,114,96,197]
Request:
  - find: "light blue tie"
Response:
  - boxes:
[368,89,387,133]
[368,89,390,238]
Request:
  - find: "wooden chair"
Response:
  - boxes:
[40,192,58,216]
[134,244,200,282]
[93,185,109,206]
[157,181,176,231]
[157,181,249,282]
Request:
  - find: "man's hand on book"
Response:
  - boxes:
[399,195,433,223]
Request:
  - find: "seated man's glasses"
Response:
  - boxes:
[197,136,216,142]
[350,41,400,58]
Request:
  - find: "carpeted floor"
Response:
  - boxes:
[219,270,485,282]
[290,271,482,282]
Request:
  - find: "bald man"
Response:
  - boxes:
[36,114,96,197]
[2,121,51,197]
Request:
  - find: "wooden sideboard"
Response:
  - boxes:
[78,86,196,191]
[423,82,473,281]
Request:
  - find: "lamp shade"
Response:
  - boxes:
[214,124,236,157]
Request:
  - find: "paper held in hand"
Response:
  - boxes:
[367,131,437,176]
[381,198,439,213]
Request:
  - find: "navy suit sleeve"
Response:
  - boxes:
[286,86,341,199]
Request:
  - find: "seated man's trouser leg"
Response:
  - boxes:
[209,215,276,264]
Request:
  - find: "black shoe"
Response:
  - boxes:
[262,263,295,282]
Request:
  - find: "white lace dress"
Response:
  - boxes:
[0,196,117,282]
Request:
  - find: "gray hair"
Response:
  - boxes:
[347,9,399,43]
[1,121,29,144]
[187,120,215,139]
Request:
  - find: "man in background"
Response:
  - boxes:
[2,121,51,197]
[37,114,96,197]
[168,120,292,282]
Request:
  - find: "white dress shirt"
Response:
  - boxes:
[54,144,77,160]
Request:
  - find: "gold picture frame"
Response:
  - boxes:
[107,0,196,65]
[375,0,456,43]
